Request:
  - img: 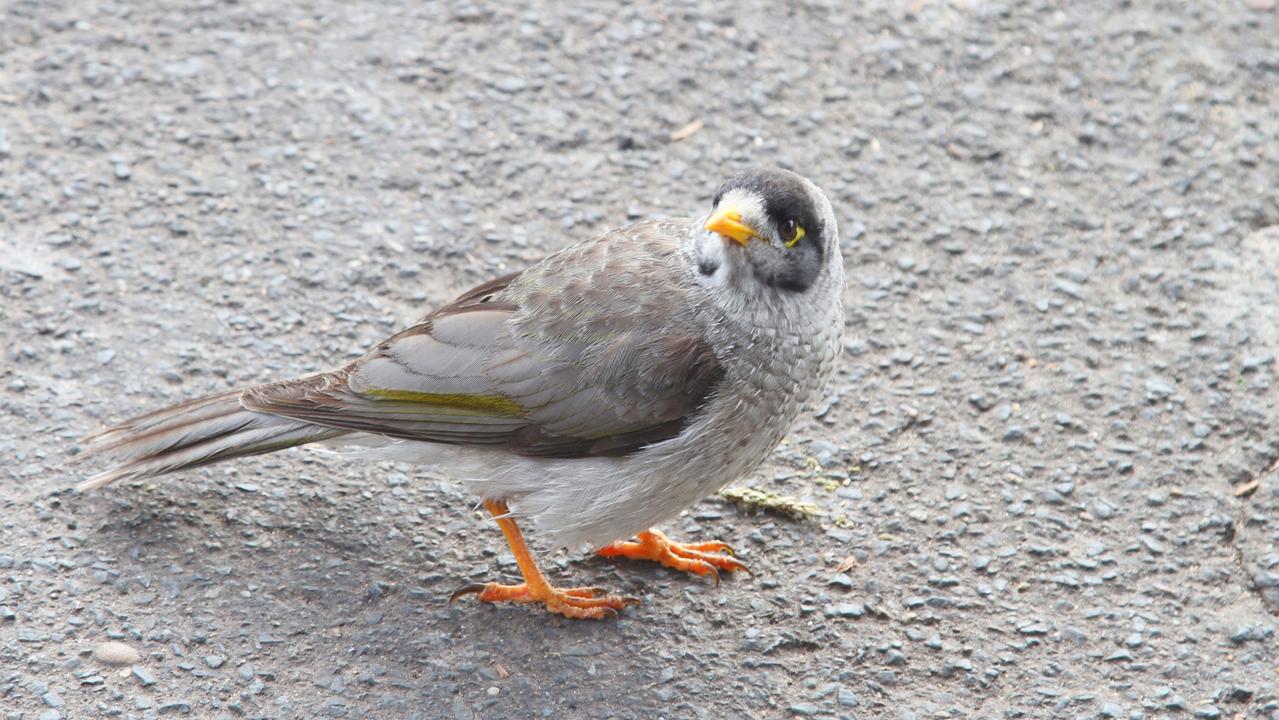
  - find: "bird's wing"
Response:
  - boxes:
[243,223,724,458]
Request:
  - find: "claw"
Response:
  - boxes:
[449,583,488,603]
[704,563,721,587]
[685,541,735,555]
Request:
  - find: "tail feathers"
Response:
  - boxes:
[80,390,248,463]
[77,390,347,490]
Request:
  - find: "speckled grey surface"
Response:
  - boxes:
[4,1,1279,718]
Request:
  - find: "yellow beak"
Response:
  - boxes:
[703,206,759,246]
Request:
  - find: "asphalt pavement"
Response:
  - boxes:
[3,1,1279,718]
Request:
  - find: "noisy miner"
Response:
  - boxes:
[77,167,846,619]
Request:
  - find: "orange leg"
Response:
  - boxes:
[596,528,749,584]
[450,500,640,620]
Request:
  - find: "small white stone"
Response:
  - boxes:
[93,641,141,666]
[486,686,500,697]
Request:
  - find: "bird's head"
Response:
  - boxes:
[694,168,841,298]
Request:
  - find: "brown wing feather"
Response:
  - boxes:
[245,227,724,458]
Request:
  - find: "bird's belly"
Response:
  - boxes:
[535,407,791,549]
[334,338,822,550]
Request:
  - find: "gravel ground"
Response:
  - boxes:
[4,1,1279,718]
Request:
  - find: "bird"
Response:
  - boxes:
[76,167,846,619]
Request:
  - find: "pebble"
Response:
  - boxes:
[823,603,864,618]
[562,642,603,657]
[94,642,141,666]
[132,667,157,687]
[1144,377,1176,399]
[968,393,994,411]
[204,655,226,669]
[1241,354,1273,371]
[163,57,203,77]
[492,76,527,93]
[1224,686,1253,702]
[1053,278,1086,300]
[827,574,854,590]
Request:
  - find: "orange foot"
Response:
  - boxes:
[597,528,750,584]
[450,582,638,620]
[450,500,640,620]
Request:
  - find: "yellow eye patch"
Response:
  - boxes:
[784,224,806,248]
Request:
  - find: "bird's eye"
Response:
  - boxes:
[780,219,806,248]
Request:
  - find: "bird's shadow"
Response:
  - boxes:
[54,465,756,717]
